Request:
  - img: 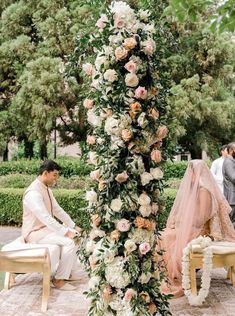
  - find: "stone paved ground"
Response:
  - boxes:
[1,226,235,315]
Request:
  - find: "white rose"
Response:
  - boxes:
[139,272,152,284]
[87,109,102,127]
[138,192,151,206]
[137,112,148,128]
[140,172,153,186]
[139,9,150,21]
[105,117,120,136]
[150,167,164,179]
[104,69,118,82]
[85,240,95,253]
[110,198,123,212]
[95,54,109,71]
[125,73,139,87]
[139,205,152,217]
[85,190,97,203]
[124,239,137,253]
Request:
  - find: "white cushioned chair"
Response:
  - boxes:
[189,241,235,295]
[0,237,61,312]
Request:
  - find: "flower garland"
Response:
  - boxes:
[182,236,213,306]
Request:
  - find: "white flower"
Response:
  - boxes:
[95,53,109,71]
[104,69,118,82]
[116,219,131,232]
[110,198,123,212]
[104,250,116,264]
[105,117,121,136]
[130,228,154,246]
[82,63,93,75]
[89,228,106,240]
[125,73,139,87]
[88,276,101,289]
[140,172,153,186]
[88,151,98,165]
[85,240,95,253]
[138,192,151,206]
[105,257,131,288]
[85,190,97,203]
[124,239,137,253]
[87,109,102,127]
[139,9,150,21]
[139,205,152,217]
[137,112,148,128]
[150,167,164,180]
[110,135,125,149]
[138,272,152,284]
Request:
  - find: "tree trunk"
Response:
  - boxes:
[39,142,48,160]
[3,144,8,161]
[24,138,34,159]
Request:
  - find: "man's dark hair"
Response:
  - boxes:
[38,160,61,175]
[220,144,228,153]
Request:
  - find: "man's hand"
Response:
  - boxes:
[65,230,76,239]
[74,225,83,235]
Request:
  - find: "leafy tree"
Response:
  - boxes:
[165,0,235,33]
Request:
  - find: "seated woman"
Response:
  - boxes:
[160,159,235,297]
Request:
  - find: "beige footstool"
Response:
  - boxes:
[189,241,235,295]
[0,237,61,312]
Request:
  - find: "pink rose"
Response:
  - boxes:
[150,149,162,163]
[95,15,108,29]
[121,129,133,141]
[124,289,137,301]
[142,39,155,56]
[82,63,93,76]
[115,47,128,61]
[124,60,137,73]
[135,86,148,99]
[115,171,129,183]
[156,125,168,141]
[139,242,151,255]
[90,169,100,181]
[83,99,94,109]
[114,17,125,28]
[116,219,131,232]
[86,135,96,145]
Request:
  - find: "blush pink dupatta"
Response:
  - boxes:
[159,160,235,297]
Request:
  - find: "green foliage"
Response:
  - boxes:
[0,188,89,229]
[158,188,177,231]
[165,0,235,33]
[163,161,187,180]
[0,158,92,177]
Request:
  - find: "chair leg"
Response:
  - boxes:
[41,269,50,312]
[190,267,197,295]
[4,272,11,290]
[231,266,235,286]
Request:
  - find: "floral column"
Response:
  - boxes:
[81,1,170,315]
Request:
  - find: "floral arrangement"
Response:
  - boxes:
[80,1,170,315]
[182,236,213,306]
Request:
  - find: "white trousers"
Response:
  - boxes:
[38,232,79,280]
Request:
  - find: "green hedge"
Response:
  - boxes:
[163,161,188,180]
[0,188,177,230]
[0,188,89,229]
[0,158,92,177]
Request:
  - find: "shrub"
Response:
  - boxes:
[163,161,188,180]
[0,157,93,177]
[0,173,92,190]
[0,188,90,230]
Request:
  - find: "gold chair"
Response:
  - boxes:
[0,248,51,312]
[189,241,235,295]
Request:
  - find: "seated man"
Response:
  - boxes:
[22,160,81,291]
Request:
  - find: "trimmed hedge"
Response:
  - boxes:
[0,188,89,230]
[0,159,189,180]
[0,188,177,230]
[0,158,92,177]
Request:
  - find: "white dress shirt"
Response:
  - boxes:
[210,156,224,192]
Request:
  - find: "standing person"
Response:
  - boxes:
[210,144,228,192]
[22,160,82,291]
[223,142,235,228]
[159,160,235,297]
